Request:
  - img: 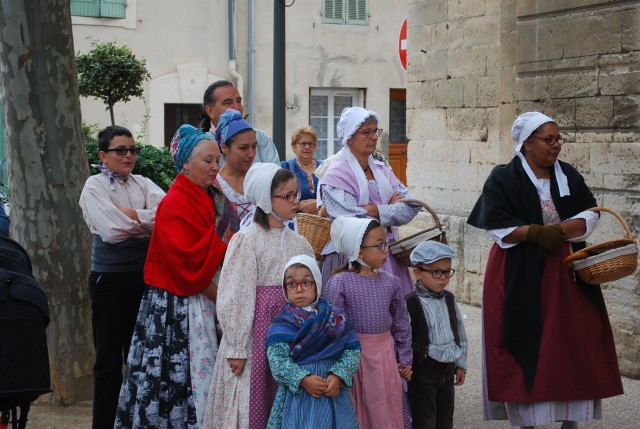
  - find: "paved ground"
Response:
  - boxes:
[24,303,639,428]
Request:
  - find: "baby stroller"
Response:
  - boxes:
[0,236,51,429]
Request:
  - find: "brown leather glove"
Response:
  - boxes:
[526,224,565,255]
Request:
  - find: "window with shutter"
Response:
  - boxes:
[71,0,125,19]
[323,0,344,24]
[346,0,367,25]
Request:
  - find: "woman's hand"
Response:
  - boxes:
[323,374,342,398]
[398,364,413,381]
[526,224,565,255]
[298,199,318,214]
[227,358,246,376]
[388,191,404,204]
[300,375,329,398]
[362,204,380,219]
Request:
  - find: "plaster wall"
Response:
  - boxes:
[71,1,409,155]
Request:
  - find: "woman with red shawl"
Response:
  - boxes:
[115,125,239,429]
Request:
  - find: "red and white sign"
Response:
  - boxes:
[399,18,407,71]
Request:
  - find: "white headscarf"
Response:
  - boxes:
[511,112,569,197]
[244,163,281,214]
[330,216,376,267]
[282,254,322,308]
[337,107,394,205]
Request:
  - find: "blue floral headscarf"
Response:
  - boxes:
[214,109,253,147]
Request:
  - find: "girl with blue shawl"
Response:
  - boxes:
[266,255,361,429]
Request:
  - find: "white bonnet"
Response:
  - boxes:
[243,163,281,214]
[330,216,376,264]
[336,107,382,147]
[510,111,570,197]
[282,254,323,306]
[511,111,555,151]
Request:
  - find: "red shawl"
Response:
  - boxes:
[144,174,233,296]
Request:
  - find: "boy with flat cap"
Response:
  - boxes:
[405,241,468,429]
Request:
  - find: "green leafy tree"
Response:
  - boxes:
[76,41,151,125]
[84,123,176,191]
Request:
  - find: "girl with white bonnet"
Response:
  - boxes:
[324,216,413,429]
[318,106,420,294]
[468,112,622,428]
[203,163,314,429]
[265,255,361,429]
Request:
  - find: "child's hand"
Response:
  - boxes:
[323,374,342,398]
[300,375,329,398]
[227,358,246,376]
[398,364,413,381]
[454,367,466,386]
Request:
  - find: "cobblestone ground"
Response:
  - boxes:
[23,303,640,429]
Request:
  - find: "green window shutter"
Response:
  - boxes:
[71,0,100,17]
[323,0,344,24]
[100,0,126,19]
[346,0,368,25]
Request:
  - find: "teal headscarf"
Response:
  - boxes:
[170,125,212,172]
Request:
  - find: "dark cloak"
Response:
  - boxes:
[467,157,598,390]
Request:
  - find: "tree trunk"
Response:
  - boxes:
[109,102,115,126]
[0,0,94,404]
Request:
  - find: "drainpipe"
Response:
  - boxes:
[227,0,243,98]
[273,0,286,159]
[247,0,254,122]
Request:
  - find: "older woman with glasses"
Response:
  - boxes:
[318,107,420,296]
[467,111,622,429]
[281,126,322,214]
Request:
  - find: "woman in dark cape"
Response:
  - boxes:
[467,112,622,429]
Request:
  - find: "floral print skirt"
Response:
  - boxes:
[115,286,197,429]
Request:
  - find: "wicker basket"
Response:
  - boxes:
[296,212,332,261]
[389,199,447,267]
[562,207,638,284]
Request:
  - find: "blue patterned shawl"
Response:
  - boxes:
[266,297,360,365]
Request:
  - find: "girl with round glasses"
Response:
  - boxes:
[324,217,413,429]
[265,255,360,429]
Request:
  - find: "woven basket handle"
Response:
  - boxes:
[587,207,634,240]
[562,207,634,267]
[397,199,443,230]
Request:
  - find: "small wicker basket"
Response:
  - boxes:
[389,199,447,267]
[296,212,332,261]
[562,207,638,284]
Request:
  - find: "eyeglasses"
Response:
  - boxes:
[296,141,316,148]
[415,268,456,279]
[361,241,390,252]
[285,279,315,291]
[354,128,383,138]
[532,135,565,146]
[272,190,301,204]
[105,146,141,156]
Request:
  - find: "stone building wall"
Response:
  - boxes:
[406,0,640,377]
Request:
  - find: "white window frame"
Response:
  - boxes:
[310,88,364,159]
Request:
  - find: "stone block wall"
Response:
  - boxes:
[406,0,640,377]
